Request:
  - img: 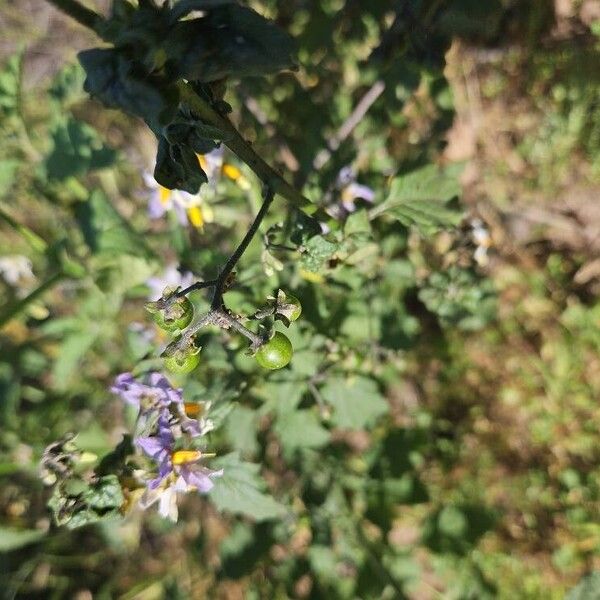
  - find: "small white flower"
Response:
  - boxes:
[143,172,214,229]
[198,148,251,191]
[0,255,34,287]
[139,475,188,522]
[336,166,375,213]
[471,218,492,267]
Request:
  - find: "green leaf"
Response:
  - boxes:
[0,159,19,198]
[85,475,125,511]
[209,452,286,521]
[51,330,98,388]
[566,572,600,600]
[418,266,496,330]
[76,189,155,259]
[0,527,45,552]
[275,409,330,454]
[344,209,371,238]
[300,235,339,273]
[45,117,116,181]
[373,164,463,234]
[0,53,20,114]
[320,376,388,430]
[78,48,178,128]
[224,405,259,456]
[49,62,86,106]
[256,380,305,417]
[154,134,208,193]
[175,4,297,82]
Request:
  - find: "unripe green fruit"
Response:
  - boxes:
[152,297,194,332]
[164,350,200,374]
[255,332,293,370]
[285,294,302,322]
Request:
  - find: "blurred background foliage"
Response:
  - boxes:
[0,0,600,598]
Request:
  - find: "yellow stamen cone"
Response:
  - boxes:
[222,164,251,190]
[159,186,171,205]
[187,205,205,229]
[197,154,208,171]
[172,450,203,465]
[184,402,203,418]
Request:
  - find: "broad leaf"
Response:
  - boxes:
[300,235,339,273]
[373,164,463,233]
[45,117,116,181]
[76,189,155,259]
[175,4,297,81]
[78,48,178,128]
[275,409,330,453]
[210,453,286,521]
[320,376,388,430]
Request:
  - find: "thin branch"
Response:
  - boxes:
[45,0,103,32]
[215,311,262,347]
[211,187,275,309]
[44,0,327,222]
[177,82,326,219]
[312,80,385,171]
[176,279,217,297]
[0,273,65,328]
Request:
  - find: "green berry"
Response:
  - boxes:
[255,332,293,370]
[152,297,194,332]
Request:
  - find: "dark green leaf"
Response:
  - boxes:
[76,189,155,259]
[373,164,463,234]
[210,452,286,521]
[154,135,208,193]
[78,48,178,128]
[275,409,330,454]
[175,5,297,81]
[45,117,116,181]
[320,376,388,430]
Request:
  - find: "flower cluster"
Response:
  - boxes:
[144,148,250,230]
[111,372,222,521]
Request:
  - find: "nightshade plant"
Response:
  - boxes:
[33,0,476,536]
[39,0,329,524]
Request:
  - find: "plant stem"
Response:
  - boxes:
[176,279,217,297]
[44,0,326,221]
[0,272,65,328]
[177,82,324,218]
[211,187,274,309]
[214,311,262,347]
[46,0,103,32]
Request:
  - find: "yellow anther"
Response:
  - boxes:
[187,205,205,229]
[171,450,203,465]
[222,164,251,190]
[197,154,208,171]
[222,164,241,180]
[159,186,171,205]
[184,402,203,418]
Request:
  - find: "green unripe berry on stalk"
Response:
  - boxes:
[145,288,194,333]
[255,332,293,370]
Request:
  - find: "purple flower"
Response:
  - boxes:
[111,372,183,411]
[135,413,222,521]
